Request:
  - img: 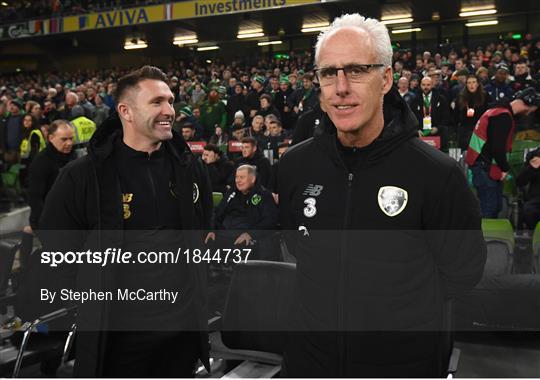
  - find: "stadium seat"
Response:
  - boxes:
[213,192,223,207]
[509,140,539,174]
[0,306,77,378]
[455,274,540,331]
[481,218,515,274]
[209,260,296,377]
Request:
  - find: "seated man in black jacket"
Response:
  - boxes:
[516,147,540,229]
[207,164,278,260]
[202,144,234,194]
[229,137,272,188]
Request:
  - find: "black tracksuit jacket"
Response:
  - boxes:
[278,87,486,377]
[32,113,213,376]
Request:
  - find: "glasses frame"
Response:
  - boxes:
[314,64,385,86]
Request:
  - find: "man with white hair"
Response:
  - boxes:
[279,13,486,377]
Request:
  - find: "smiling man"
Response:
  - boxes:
[36,66,213,377]
[278,14,486,377]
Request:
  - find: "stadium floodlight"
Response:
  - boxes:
[124,39,147,50]
[465,19,498,27]
[381,14,413,25]
[237,28,264,39]
[258,40,283,46]
[237,32,265,39]
[301,22,330,33]
[197,46,220,51]
[1,2,7,6]
[459,8,497,17]
[173,34,198,46]
[391,27,422,34]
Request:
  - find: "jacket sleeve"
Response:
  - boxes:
[277,154,299,257]
[423,163,487,299]
[487,113,513,173]
[27,157,49,230]
[195,158,213,230]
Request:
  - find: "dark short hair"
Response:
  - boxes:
[204,143,222,156]
[269,119,282,128]
[278,141,290,149]
[241,137,257,146]
[114,65,168,102]
[48,119,73,135]
[259,93,272,103]
[181,122,195,130]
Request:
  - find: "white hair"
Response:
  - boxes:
[315,13,393,68]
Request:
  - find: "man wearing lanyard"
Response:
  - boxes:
[411,76,450,147]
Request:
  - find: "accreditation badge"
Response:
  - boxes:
[422,116,432,130]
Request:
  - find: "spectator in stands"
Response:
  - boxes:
[247,114,266,148]
[76,88,96,119]
[43,99,60,125]
[264,118,286,161]
[274,78,294,129]
[466,87,539,217]
[199,88,227,139]
[226,83,247,125]
[202,144,234,194]
[516,147,540,229]
[190,82,206,107]
[278,14,486,377]
[411,76,450,144]
[29,102,48,127]
[288,73,318,118]
[476,66,490,86]
[256,93,281,120]
[485,64,514,101]
[229,110,246,134]
[209,125,229,146]
[27,120,75,231]
[93,93,110,128]
[207,164,278,260]
[454,74,491,149]
[449,69,469,103]
[70,105,96,156]
[19,114,46,188]
[180,122,198,142]
[1,99,24,164]
[397,76,415,105]
[59,92,78,120]
[246,75,266,118]
[231,137,271,188]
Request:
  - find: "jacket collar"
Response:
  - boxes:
[315,86,419,167]
[87,112,192,167]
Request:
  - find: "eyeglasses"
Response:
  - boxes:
[314,64,385,86]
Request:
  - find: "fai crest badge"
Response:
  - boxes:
[377,186,408,217]
[193,183,200,203]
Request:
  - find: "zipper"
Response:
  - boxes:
[337,172,354,376]
[146,157,157,224]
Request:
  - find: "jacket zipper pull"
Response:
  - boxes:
[348,173,354,185]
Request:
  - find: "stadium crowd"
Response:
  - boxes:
[1,34,540,224]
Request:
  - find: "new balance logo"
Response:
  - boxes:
[303,184,324,197]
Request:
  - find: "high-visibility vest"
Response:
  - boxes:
[20,129,46,159]
[72,116,96,144]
